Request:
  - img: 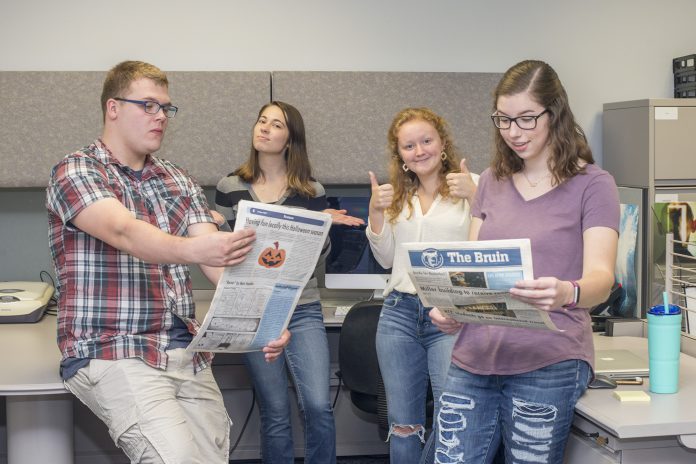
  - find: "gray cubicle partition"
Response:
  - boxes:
[0,72,104,188]
[0,71,270,188]
[0,69,503,283]
[272,71,501,184]
[0,70,502,283]
[0,71,500,188]
[164,72,270,186]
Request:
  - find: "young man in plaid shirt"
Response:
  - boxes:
[46,60,290,464]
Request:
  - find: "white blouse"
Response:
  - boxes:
[366,178,478,296]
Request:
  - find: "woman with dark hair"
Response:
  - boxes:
[367,107,478,464]
[430,60,620,463]
[215,101,362,464]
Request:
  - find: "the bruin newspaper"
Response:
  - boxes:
[188,200,332,353]
[402,239,561,331]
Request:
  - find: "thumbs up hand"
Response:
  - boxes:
[445,159,477,201]
[368,171,394,213]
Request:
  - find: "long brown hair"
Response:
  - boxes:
[386,107,464,222]
[491,60,594,184]
[234,101,315,197]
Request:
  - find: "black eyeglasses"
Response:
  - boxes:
[491,109,549,130]
[114,98,178,118]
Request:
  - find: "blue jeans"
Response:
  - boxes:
[244,301,336,464]
[376,291,456,464]
[434,359,591,464]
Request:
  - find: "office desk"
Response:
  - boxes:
[0,314,72,464]
[566,335,696,463]
[0,293,387,463]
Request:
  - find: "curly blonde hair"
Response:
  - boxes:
[386,107,463,223]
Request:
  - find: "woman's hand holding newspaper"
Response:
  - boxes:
[429,307,463,334]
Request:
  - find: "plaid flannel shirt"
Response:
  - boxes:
[46,139,214,372]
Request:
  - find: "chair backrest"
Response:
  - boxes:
[338,301,382,405]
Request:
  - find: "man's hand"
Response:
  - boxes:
[188,228,256,267]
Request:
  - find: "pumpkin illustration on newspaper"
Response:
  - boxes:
[258,241,286,268]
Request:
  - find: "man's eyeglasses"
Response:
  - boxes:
[491,109,548,130]
[114,98,178,118]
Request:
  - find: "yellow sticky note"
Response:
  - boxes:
[613,390,650,402]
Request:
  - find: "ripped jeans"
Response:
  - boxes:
[435,359,591,464]
[376,291,456,464]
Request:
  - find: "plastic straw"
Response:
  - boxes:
[663,291,670,314]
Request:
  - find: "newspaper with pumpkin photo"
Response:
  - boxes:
[402,239,561,331]
[189,200,332,353]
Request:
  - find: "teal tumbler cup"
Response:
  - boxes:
[647,304,682,394]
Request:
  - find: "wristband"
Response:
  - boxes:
[562,280,580,310]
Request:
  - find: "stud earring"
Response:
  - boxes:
[402,163,409,172]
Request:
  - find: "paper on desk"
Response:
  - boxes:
[613,390,650,402]
[402,239,561,331]
[188,200,331,353]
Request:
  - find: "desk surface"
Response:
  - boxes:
[0,313,65,395]
[4,306,696,450]
[0,290,350,396]
[579,335,696,446]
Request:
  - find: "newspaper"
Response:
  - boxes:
[403,239,561,331]
[188,200,332,353]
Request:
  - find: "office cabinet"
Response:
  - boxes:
[564,335,696,463]
[603,99,696,313]
[566,416,696,463]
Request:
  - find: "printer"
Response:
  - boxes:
[0,281,54,323]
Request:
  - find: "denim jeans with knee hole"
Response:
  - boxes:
[244,301,336,464]
[376,291,456,464]
[435,359,591,464]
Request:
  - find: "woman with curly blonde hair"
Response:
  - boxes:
[366,107,478,464]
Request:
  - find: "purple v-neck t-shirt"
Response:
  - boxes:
[451,164,620,375]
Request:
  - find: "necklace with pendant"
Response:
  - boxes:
[521,170,551,188]
[257,179,287,202]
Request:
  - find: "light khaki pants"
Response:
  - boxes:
[65,349,231,464]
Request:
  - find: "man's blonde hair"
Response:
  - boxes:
[100,61,168,121]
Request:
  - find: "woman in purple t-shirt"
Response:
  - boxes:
[430,60,620,463]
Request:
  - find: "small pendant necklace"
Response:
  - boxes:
[271,181,288,202]
[256,179,287,202]
[521,170,551,188]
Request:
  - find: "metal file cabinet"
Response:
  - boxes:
[603,99,696,315]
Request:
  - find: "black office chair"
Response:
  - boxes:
[337,300,389,440]
[590,281,626,332]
